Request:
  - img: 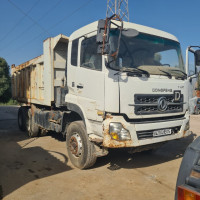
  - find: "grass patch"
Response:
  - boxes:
[0,99,19,106]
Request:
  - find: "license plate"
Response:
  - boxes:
[153,129,172,137]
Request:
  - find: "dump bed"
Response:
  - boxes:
[11,34,69,107]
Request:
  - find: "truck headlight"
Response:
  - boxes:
[109,122,131,141]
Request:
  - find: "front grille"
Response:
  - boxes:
[137,126,181,140]
[137,96,174,104]
[134,94,184,115]
[137,105,182,113]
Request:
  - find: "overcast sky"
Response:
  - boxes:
[0,0,200,67]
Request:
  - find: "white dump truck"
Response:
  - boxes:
[11,16,200,169]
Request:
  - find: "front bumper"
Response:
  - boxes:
[102,111,190,148]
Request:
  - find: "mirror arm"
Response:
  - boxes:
[110,21,121,28]
[101,18,109,54]
[189,74,198,82]
[114,22,123,59]
[108,15,123,59]
[101,14,123,56]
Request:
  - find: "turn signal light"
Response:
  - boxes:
[178,186,200,200]
[110,132,119,140]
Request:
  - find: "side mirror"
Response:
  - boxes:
[122,29,139,37]
[96,19,110,54]
[195,50,200,66]
[96,19,106,43]
[96,15,123,56]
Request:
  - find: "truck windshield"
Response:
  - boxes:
[108,30,185,78]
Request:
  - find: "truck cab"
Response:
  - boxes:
[12,19,200,169]
[66,20,190,150]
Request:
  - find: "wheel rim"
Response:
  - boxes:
[69,133,83,157]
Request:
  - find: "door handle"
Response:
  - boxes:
[77,84,84,89]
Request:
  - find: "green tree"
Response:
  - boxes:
[0,57,11,103]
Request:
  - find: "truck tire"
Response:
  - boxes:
[18,106,28,131]
[66,121,97,169]
[27,109,39,137]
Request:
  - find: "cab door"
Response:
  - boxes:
[186,46,200,113]
[75,34,104,121]
[186,47,200,98]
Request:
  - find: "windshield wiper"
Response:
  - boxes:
[105,60,150,77]
[117,67,150,77]
[169,69,187,79]
[159,69,172,79]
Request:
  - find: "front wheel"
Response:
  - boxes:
[66,121,97,169]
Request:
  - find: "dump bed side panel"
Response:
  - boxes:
[11,34,69,107]
[11,55,46,105]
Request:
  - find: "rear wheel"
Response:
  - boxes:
[26,109,39,137]
[66,121,97,169]
[18,106,28,131]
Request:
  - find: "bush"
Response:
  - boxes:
[0,57,11,103]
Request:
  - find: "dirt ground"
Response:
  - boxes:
[0,106,199,200]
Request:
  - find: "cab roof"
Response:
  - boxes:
[70,20,179,42]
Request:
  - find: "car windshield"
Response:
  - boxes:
[108,29,185,77]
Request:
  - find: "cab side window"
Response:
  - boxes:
[71,39,79,66]
[80,36,102,71]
